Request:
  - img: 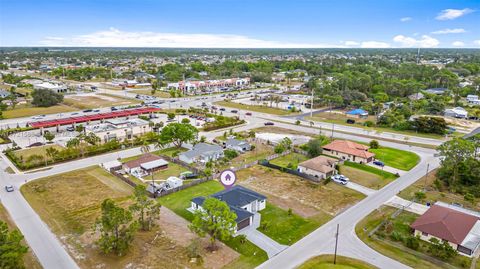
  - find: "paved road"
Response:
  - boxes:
[258,153,440,269]
[0,86,443,269]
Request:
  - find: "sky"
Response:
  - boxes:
[0,0,479,48]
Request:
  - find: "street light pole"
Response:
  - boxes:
[424,163,430,191]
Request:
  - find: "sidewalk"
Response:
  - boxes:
[384,196,429,215]
[345,181,376,196]
[366,162,406,176]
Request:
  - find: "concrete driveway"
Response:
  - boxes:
[236,213,288,258]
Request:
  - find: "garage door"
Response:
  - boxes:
[237,218,250,230]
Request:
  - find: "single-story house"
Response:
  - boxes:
[190,185,266,232]
[425,88,448,95]
[225,138,251,152]
[322,140,375,164]
[179,143,224,164]
[411,203,480,257]
[297,155,339,179]
[467,95,480,105]
[101,160,122,172]
[147,176,183,195]
[0,89,11,98]
[123,153,168,175]
[444,107,468,119]
[408,92,425,101]
[346,108,369,119]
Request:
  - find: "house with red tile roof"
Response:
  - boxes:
[322,140,375,164]
[411,204,480,256]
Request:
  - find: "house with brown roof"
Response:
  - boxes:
[297,155,339,179]
[123,153,168,176]
[322,140,375,164]
[411,203,480,256]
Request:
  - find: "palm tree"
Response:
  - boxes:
[140,140,150,154]
[45,147,59,164]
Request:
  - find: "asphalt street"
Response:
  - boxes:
[0,89,443,269]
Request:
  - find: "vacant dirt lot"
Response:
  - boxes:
[63,94,138,109]
[21,166,235,269]
[236,165,365,218]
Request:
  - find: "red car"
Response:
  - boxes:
[246,112,252,116]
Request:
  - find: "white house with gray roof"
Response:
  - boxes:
[178,143,224,164]
[225,138,251,152]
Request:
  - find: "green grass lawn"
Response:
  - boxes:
[2,104,77,119]
[258,204,326,245]
[299,255,377,269]
[369,147,420,171]
[344,161,398,180]
[339,162,397,190]
[153,147,188,158]
[356,206,472,269]
[215,101,295,115]
[158,180,268,268]
[152,162,188,180]
[270,153,308,169]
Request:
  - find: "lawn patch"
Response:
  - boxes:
[344,161,397,180]
[270,152,308,170]
[299,254,377,269]
[258,204,324,245]
[340,162,396,190]
[356,206,472,269]
[369,147,420,171]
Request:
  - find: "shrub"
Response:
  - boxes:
[464,193,475,203]
[404,236,420,250]
[287,208,293,216]
[414,191,426,201]
[295,120,301,125]
[238,234,247,244]
[364,121,374,127]
[224,149,238,160]
[390,231,404,242]
[369,140,379,149]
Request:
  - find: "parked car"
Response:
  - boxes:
[231,110,238,113]
[332,175,349,185]
[211,106,217,110]
[111,107,118,111]
[246,112,252,116]
[83,109,93,113]
[5,185,14,192]
[66,126,75,132]
[346,119,355,124]
[219,108,226,111]
[264,122,274,126]
[93,109,100,112]
[31,116,44,120]
[373,160,385,167]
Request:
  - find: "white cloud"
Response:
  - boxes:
[431,28,466,34]
[344,41,360,46]
[436,8,474,20]
[39,27,343,48]
[473,40,480,46]
[452,41,465,47]
[393,35,440,48]
[360,41,391,48]
[400,17,412,22]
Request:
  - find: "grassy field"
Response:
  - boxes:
[215,101,295,115]
[270,152,308,169]
[340,162,397,190]
[299,255,377,269]
[305,113,447,140]
[398,170,480,211]
[219,142,274,170]
[153,146,188,158]
[258,204,325,245]
[0,204,42,269]
[158,180,269,268]
[237,165,364,218]
[14,144,65,161]
[63,94,139,109]
[2,104,77,119]
[253,126,315,137]
[369,147,420,171]
[21,166,208,269]
[356,206,472,269]
[152,162,189,180]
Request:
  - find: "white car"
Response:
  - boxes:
[332,174,349,185]
[31,116,44,120]
[5,185,14,192]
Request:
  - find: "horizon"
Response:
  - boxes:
[1,0,479,48]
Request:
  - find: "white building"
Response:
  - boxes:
[33,81,67,93]
[85,118,151,143]
[444,107,468,119]
[467,95,480,105]
[167,77,250,93]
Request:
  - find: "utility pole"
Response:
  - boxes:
[334,224,339,264]
[424,163,430,191]
[331,123,335,138]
